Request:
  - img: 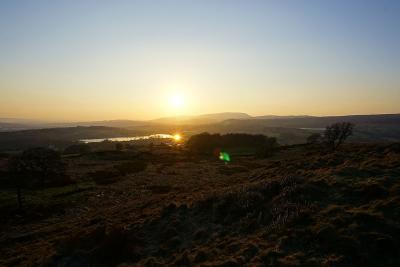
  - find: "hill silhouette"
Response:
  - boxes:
[151,112,252,125]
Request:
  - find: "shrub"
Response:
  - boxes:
[64,143,92,155]
[114,160,147,175]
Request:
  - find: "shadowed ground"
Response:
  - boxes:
[1,143,400,266]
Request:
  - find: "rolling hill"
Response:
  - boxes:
[0,113,399,151]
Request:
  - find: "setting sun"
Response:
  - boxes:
[169,93,185,109]
[173,133,182,141]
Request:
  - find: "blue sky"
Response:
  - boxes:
[0,0,399,120]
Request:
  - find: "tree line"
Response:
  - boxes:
[186,132,278,157]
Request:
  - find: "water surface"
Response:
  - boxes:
[80,134,174,143]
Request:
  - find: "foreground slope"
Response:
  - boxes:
[1,143,400,266]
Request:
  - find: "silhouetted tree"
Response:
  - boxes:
[7,157,26,210]
[7,147,66,210]
[324,122,354,149]
[307,133,322,144]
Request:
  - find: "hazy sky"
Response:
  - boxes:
[1,0,399,121]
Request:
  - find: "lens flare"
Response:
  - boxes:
[219,152,231,162]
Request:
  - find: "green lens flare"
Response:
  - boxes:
[219,152,231,162]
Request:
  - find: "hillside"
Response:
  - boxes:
[0,113,251,131]
[1,113,400,151]
[0,122,31,132]
[0,126,138,151]
[1,143,400,266]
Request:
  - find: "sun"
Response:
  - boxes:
[169,93,185,108]
[173,133,182,141]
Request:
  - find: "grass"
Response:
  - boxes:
[0,181,95,217]
[223,146,259,156]
[1,143,400,266]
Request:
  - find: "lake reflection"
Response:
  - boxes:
[80,134,174,143]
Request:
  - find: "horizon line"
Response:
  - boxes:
[1,111,400,124]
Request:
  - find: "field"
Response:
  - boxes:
[1,142,400,266]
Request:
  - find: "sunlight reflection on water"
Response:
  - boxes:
[80,134,174,143]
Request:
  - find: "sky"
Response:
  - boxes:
[0,0,399,121]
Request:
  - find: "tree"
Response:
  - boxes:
[7,156,26,210]
[307,133,322,144]
[323,122,354,149]
[7,147,66,210]
[186,133,278,156]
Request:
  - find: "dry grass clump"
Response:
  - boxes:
[90,160,147,185]
[52,225,144,266]
[90,169,120,185]
[195,175,312,230]
[114,160,147,175]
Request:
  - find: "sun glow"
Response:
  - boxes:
[173,133,182,141]
[169,93,185,108]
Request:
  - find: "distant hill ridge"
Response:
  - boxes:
[1,112,400,131]
[1,113,400,150]
[151,112,252,125]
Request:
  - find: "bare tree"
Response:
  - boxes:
[7,147,66,210]
[324,122,354,149]
[7,156,26,210]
